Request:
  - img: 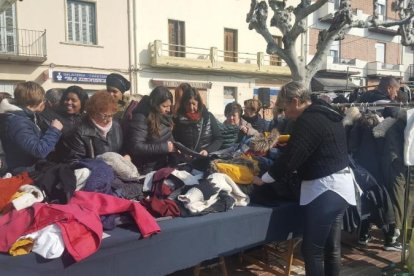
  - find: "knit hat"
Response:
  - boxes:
[106,73,130,93]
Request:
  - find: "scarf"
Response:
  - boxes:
[91,119,113,138]
[185,111,202,122]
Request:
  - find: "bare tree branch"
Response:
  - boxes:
[351,14,414,28]
[247,0,414,84]
[294,0,329,22]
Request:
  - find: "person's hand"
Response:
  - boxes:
[167,141,175,152]
[199,150,208,156]
[123,154,131,162]
[253,176,264,186]
[51,119,63,131]
[240,125,248,134]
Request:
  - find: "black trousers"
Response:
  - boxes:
[301,191,349,276]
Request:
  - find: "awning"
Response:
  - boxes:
[311,77,358,92]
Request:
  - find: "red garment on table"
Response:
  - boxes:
[0,172,33,211]
[0,191,160,262]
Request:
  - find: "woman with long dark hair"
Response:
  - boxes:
[173,86,222,156]
[124,86,175,174]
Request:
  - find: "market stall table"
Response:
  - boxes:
[0,201,302,276]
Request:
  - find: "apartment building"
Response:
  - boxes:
[0,0,303,117]
[0,0,130,94]
[308,0,404,91]
[134,0,303,117]
[5,0,409,117]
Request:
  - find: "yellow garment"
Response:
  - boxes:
[9,238,34,256]
[278,134,290,143]
[239,154,260,175]
[214,162,254,185]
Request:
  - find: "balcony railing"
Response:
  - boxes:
[150,40,290,77]
[367,61,403,77]
[0,27,47,62]
[409,64,414,80]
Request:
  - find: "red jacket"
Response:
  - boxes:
[0,191,160,262]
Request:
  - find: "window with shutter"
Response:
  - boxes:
[0,81,16,94]
[168,20,185,57]
[377,0,386,17]
[66,0,97,45]
[0,4,16,54]
[224,29,237,62]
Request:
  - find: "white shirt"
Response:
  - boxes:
[262,168,359,206]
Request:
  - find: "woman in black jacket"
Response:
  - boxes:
[124,86,175,174]
[254,81,357,276]
[57,85,89,134]
[59,91,123,162]
[173,86,222,156]
[38,86,88,135]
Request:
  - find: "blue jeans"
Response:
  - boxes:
[301,191,349,276]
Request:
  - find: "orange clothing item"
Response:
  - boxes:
[0,172,33,212]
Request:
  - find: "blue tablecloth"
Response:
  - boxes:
[0,202,302,276]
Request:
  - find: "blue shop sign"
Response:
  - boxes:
[52,71,108,84]
[253,88,280,96]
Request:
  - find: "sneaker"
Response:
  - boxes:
[358,234,372,246]
[383,242,403,251]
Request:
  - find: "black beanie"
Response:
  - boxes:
[106,73,131,93]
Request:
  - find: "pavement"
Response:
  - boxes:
[170,227,406,276]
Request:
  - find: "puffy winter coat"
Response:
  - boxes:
[124,97,174,174]
[38,107,84,135]
[219,118,258,149]
[173,109,223,153]
[0,101,61,173]
[58,116,123,162]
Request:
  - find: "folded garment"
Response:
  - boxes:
[12,185,44,211]
[74,168,91,191]
[97,152,139,181]
[17,224,64,259]
[9,238,34,256]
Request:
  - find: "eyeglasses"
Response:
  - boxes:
[98,113,114,120]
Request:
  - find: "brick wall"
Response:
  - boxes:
[351,0,373,16]
[351,0,398,20]
[386,0,399,20]
[309,29,401,65]
[340,34,375,62]
[309,28,319,55]
[385,42,400,64]
[341,34,400,64]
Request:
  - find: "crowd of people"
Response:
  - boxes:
[0,73,412,276]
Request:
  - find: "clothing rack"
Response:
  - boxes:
[311,85,378,94]
[330,102,414,108]
[335,100,414,264]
